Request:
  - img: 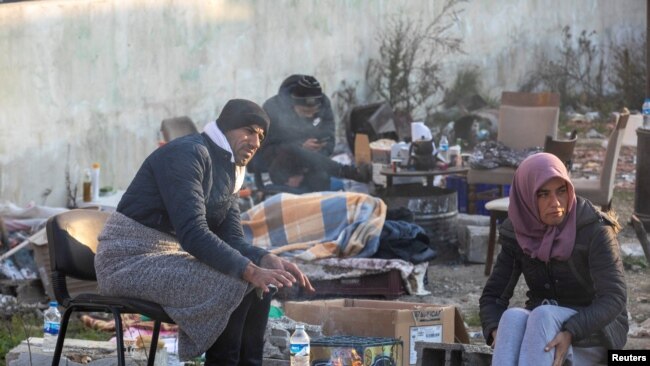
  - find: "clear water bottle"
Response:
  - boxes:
[439,135,449,162]
[289,323,310,366]
[643,98,650,129]
[43,301,61,353]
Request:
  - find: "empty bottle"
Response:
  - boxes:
[643,98,650,129]
[43,301,61,353]
[82,169,92,202]
[439,135,449,162]
[289,323,310,366]
[91,162,101,201]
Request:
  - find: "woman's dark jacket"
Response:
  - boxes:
[117,133,269,279]
[479,197,628,349]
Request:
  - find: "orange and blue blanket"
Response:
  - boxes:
[241,191,387,261]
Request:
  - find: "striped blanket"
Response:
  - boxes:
[241,192,387,261]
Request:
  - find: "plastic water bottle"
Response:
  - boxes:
[439,135,449,162]
[289,323,310,366]
[43,301,61,353]
[91,162,101,201]
[643,98,650,129]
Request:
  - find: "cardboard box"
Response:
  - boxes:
[310,336,401,366]
[284,299,469,366]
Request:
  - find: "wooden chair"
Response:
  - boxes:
[573,111,629,211]
[467,92,560,213]
[631,214,650,265]
[543,130,577,171]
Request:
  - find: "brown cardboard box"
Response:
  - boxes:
[284,299,469,366]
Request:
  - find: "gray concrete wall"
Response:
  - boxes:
[0,0,645,207]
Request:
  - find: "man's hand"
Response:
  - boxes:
[261,254,315,293]
[545,330,572,366]
[302,138,325,152]
[242,261,295,294]
[490,329,497,349]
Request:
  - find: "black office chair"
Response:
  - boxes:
[46,209,175,366]
[544,130,577,171]
[160,116,198,142]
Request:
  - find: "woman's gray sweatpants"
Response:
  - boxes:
[492,305,606,366]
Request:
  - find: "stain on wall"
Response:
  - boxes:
[0,0,644,206]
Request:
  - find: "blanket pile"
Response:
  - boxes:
[241,192,387,261]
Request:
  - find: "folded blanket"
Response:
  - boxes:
[241,192,387,261]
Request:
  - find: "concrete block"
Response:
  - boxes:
[456,213,490,227]
[7,337,168,366]
[415,342,492,366]
[457,225,490,263]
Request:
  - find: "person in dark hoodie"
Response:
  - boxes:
[95,99,314,366]
[479,152,627,366]
[254,74,370,192]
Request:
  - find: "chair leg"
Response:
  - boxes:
[51,306,74,366]
[111,309,126,366]
[147,320,162,366]
[485,212,498,276]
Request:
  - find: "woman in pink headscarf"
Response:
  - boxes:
[479,153,627,366]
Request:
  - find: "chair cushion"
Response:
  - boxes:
[485,197,510,212]
[498,106,559,150]
[572,178,608,206]
[72,293,175,324]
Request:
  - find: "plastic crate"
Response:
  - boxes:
[445,176,511,216]
[278,269,405,300]
[311,336,402,366]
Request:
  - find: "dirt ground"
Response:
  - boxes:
[395,139,650,349]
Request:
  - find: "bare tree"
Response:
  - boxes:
[366,0,466,122]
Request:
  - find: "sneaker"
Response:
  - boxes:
[355,163,372,183]
[339,163,372,183]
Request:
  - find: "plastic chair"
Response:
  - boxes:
[573,111,629,211]
[160,116,198,142]
[46,209,174,366]
[466,91,560,213]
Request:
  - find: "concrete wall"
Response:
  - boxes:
[0,0,645,207]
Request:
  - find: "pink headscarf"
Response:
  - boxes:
[508,153,577,262]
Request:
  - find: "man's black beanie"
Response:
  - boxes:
[216,99,270,135]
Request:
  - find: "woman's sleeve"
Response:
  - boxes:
[152,146,251,279]
[561,224,627,342]
[479,236,522,345]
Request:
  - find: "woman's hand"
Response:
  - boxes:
[260,254,315,293]
[545,330,572,366]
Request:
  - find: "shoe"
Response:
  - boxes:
[340,163,372,183]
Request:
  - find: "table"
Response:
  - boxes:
[77,189,125,211]
[379,166,469,189]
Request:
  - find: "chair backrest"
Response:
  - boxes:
[497,92,560,150]
[598,111,629,197]
[161,116,198,142]
[544,134,577,170]
[46,210,110,282]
